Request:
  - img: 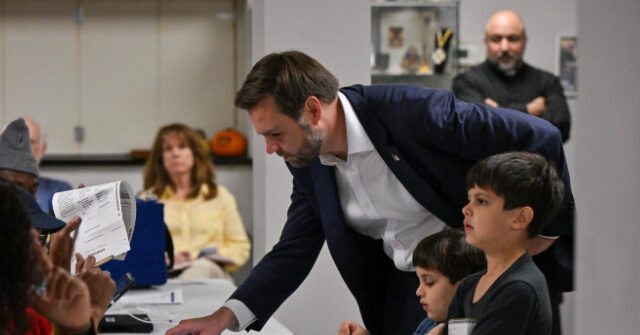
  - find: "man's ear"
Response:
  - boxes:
[511,206,534,231]
[304,96,322,125]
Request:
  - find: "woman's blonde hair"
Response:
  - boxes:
[143,123,217,200]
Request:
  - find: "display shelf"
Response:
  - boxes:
[371,1,459,89]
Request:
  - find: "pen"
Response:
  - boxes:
[171,291,174,303]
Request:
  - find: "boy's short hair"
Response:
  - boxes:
[465,151,565,237]
[412,229,486,284]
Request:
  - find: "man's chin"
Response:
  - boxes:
[497,58,514,67]
[287,160,312,168]
[498,58,523,74]
[284,156,314,168]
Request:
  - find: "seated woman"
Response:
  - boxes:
[141,124,250,281]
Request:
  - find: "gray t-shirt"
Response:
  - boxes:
[446,253,551,335]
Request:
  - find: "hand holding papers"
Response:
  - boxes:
[52,181,136,273]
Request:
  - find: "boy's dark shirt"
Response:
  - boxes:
[452,61,571,142]
[446,253,551,335]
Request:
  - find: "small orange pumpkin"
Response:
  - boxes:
[211,128,247,157]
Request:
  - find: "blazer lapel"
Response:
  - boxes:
[309,163,382,265]
[309,163,351,244]
[308,163,390,305]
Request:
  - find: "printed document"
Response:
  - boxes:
[52,181,136,273]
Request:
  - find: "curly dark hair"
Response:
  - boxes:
[0,178,37,335]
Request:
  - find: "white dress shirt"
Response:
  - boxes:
[319,92,446,271]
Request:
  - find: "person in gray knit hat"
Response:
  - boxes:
[0,117,67,233]
[0,117,40,195]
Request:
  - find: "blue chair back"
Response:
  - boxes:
[101,198,167,287]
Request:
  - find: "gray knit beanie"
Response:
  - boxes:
[0,118,39,176]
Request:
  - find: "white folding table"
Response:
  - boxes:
[108,279,292,335]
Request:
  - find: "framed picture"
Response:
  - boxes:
[557,35,577,96]
[388,26,404,48]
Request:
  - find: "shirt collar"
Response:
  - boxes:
[319,91,374,166]
[160,183,209,200]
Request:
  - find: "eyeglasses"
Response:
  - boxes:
[39,231,50,248]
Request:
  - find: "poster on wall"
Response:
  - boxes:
[557,35,577,96]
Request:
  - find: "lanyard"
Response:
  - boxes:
[436,29,452,48]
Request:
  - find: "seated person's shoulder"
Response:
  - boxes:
[493,278,539,299]
[39,176,72,192]
[492,260,550,309]
[511,261,549,300]
[215,184,231,197]
[507,256,549,292]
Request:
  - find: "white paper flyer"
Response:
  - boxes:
[52,181,136,273]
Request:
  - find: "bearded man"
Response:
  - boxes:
[453,10,571,143]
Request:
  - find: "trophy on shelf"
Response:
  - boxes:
[401,45,421,73]
[432,28,453,74]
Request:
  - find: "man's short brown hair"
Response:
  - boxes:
[235,50,339,120]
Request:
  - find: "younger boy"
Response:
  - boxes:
[338,229,486,335]
[444,152,564,335]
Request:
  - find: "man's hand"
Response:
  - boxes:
[29,229,92,333]
[526,96,547,116]
[49,216,82,271]
[338,320,368,335]
[526,236,556,256]
[164,307,239,335]
[77,255,116,320]
[484,97,499,107]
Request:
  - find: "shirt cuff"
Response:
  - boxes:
[537,234,559,239]
[223,299,256,331]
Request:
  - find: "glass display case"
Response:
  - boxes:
[371,1,459,89]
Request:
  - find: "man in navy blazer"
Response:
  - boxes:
[166,51,574,335]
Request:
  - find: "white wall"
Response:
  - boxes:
[249,1,370,334]
[0,0,237,154]
[574,0,640,333]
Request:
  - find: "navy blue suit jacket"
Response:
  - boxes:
[230,85,575,333]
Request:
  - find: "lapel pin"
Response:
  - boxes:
[391,154,400,161]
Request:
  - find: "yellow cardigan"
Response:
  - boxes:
[153,184,250,273]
